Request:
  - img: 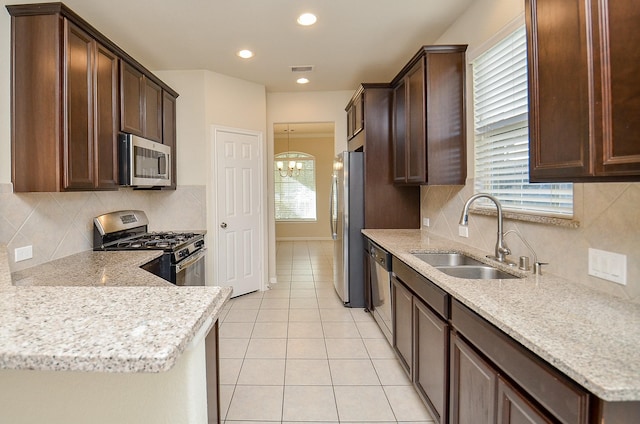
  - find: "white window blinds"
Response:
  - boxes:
[274,152,317,221]
[473,26,573,216]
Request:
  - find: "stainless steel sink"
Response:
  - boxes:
[413,252,484,267]
[435,265,520,280]
[412,252,521,280]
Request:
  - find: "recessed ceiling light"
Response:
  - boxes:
[297,77,310,84]
[297,13,317,26]
[237,49,254,59]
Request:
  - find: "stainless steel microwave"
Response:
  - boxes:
[119,133,171,187]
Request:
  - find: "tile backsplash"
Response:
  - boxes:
[0,183,206,272]
[421,181,640,303]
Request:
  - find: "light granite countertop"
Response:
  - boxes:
[362,229,640,402]
[0,245,232,373]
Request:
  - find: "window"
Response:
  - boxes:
[473,26,573,216]
[274,152,317,221]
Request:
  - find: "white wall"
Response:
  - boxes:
[154,70,208,185]
[204,72,267,134]
[155,71,267,288]
[265,91,353,284]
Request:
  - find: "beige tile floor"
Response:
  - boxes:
[218,240,436,424]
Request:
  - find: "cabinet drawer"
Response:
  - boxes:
[392,258,449,319]
[451,300,589,424]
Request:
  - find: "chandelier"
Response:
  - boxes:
[277,125,303,177]
[277,158,303,177]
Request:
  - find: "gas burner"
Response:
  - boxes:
[145,240,171,248]
[116,241,143,249]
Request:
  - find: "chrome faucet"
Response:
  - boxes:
[459,194,512,263]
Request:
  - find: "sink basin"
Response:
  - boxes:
[412,252,521,280]
[413,252,484,267]
[435,265,520,280]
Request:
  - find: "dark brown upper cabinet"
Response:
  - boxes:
[162,91,178,190]
[392,45,468,185]
[526,0,640,182]
[8,9,119,192]
[120,61,163,143]
[346,90,364,142]
[345,84,421,229]
[7,3,178,192]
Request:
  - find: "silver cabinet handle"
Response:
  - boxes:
[220,222,227,229]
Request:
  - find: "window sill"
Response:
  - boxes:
[470,207,580,229]
[275,220,318,223]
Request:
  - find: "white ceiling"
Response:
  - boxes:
[20,0,474,92]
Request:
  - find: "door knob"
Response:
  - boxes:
[220,222,228,229]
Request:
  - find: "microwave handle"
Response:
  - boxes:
[158,155,167,176]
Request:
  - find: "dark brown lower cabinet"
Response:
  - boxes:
[392,276,413,376]
[414,299,448,423]
[450,333,497,424]
[498,378,552,424]
[385,257,640,424]
[205,321,220,424]
[391,259,450,423]
[451,300,589,424]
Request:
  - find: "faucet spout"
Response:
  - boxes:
[459,193,511,263]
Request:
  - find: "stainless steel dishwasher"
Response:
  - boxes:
[369,241,392,344]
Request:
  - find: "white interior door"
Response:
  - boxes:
[214,127,263,297]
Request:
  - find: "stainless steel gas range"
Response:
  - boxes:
[93,210,206,286]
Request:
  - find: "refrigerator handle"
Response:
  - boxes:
[329,175,337,239]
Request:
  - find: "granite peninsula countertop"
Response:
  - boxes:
[362,229,640,402]
[0,246,232,373]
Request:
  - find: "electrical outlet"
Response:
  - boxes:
[458,225,469,238]
[15,245,33,262]
[423,217,430,227]
[588,248,627,285]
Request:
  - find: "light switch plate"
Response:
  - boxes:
[423,217,430,227]
[15,245,33,262]
[588,248,627,285]
[458,225,469,238]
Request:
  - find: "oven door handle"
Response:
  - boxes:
[175,248,207,273]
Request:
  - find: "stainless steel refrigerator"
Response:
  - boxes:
[330,151,365,307]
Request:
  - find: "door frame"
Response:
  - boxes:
[208,125,267,291]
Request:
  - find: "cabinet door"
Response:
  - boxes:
[406,59,426,184]
[64,21,94,190]
[392,81,408,183]
[526,0,593,181]
[593,0,640,177]
[392,277,413,377]
[120,61,144,136]
[497,378,552,424]
[347,104,355,140]
[205,321,221,424]
[144,78,163,142]
[94,43,119,189]
[353,92,364,137]
[425,51,467,185]
[450,333,497,424]
[414,299,448,423]
[162,91,177,189]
